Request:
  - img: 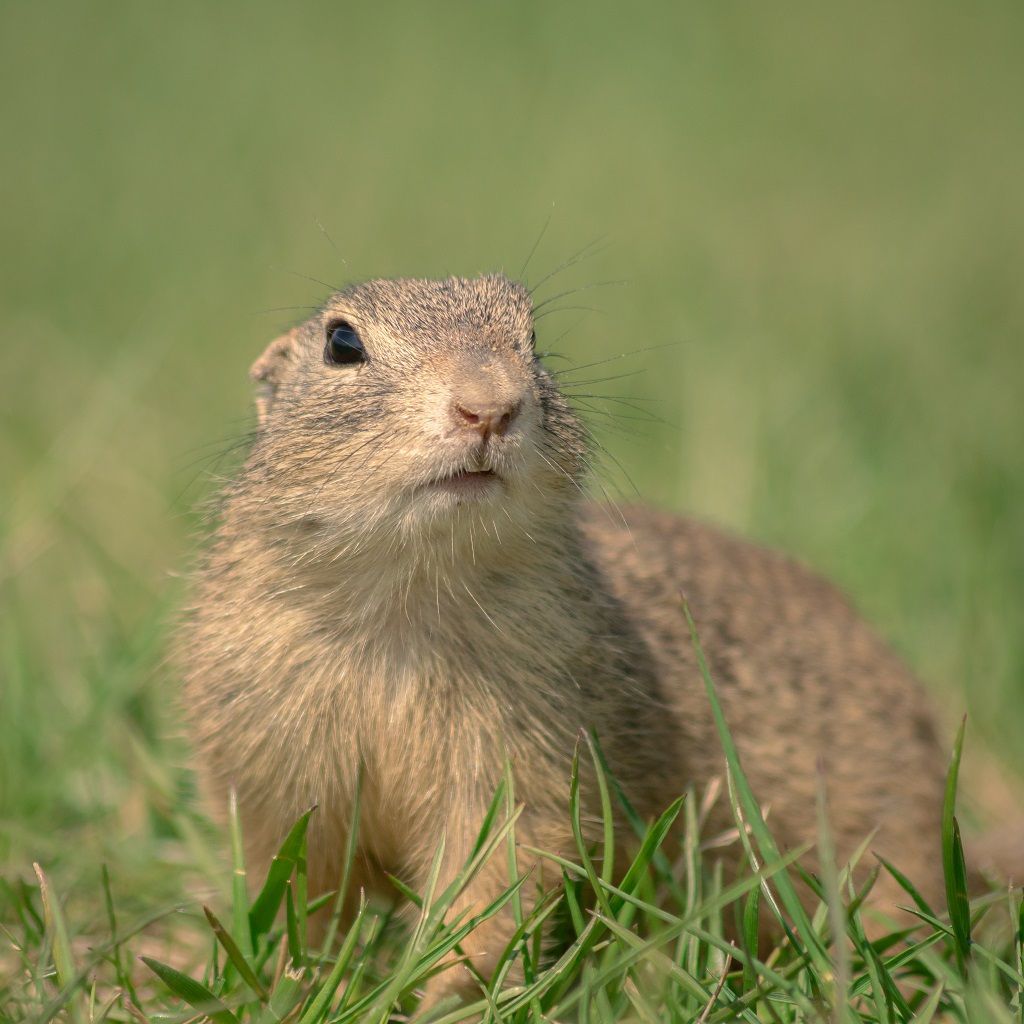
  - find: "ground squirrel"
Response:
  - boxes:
[183,273,976,1007]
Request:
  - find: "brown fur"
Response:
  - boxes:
[182,273,963,1007]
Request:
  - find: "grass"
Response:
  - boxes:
[2,0,1023,1019]
[3,615,1022,1022]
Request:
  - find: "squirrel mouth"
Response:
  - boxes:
[424,467,501,497]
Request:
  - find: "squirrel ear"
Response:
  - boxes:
[249,327,301,425]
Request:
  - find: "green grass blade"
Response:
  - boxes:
[90,988,122,1024]
[204,905,269,1000]
[409,873,531,983]
[293,832,309,958]
[297,895,367,1024]
[100,864,138,1007]
[942,717,972,974]
[387,872,423,907]
[489,888,564,989]
[248,806,315,941]
[33,863,75,988]
[305,890,335,916]
[859,936,895,1024]
[875,854,937,917]
[140,956,239,1024]
[584,731,616,886]
[33,864,83,1024]
[318,764,362,958]
[1017,892,1024,1024]
[620,796,684,898]
[469,773,508,860]
[588,730,684,904]
[741,885,760,992]
[227,789,255,962]
[430,804,524,922]
[562,867,587,934]
[844,863,880,919]
[815,765,851,1019]
[285,885,303,965]
[568,741,613,920]
[256,963,307,1024]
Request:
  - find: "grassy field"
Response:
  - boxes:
[2,1,1023,1019]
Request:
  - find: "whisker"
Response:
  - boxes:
[531,442,588,501]
[461,579,503,635]
[528,237,610,296]
[568,400,659,430]
[536,316,588,355]
[519,207,554,282]
[569,393,677,428]
[313,215,349,267]
[588,433,643,500]
[252,305,324,317]
[175,433,256,473]
[305,425,392,513]
[532,440,630,531]
[583,455,636,545]
[531,279,629,314]
[559,368,648,389]
[551,342,685,378]
[270,265,345,294]
[532,304,605,322]
[569,412,646,443]
[565,391,664,404]
[172,428,259,505]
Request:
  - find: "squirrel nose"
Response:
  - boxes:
[451,397,522,439]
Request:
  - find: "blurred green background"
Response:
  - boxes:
[2,1,1022,910]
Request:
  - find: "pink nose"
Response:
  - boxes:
[452,398,522,439]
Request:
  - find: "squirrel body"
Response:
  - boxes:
[183,274,956,1005]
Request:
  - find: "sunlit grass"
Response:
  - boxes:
[3,615,1021,1022]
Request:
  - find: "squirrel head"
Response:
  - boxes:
[241,274,589,550]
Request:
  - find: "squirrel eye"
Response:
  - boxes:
[324,320,365,366]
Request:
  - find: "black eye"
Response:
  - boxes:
[324,320,366,366]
